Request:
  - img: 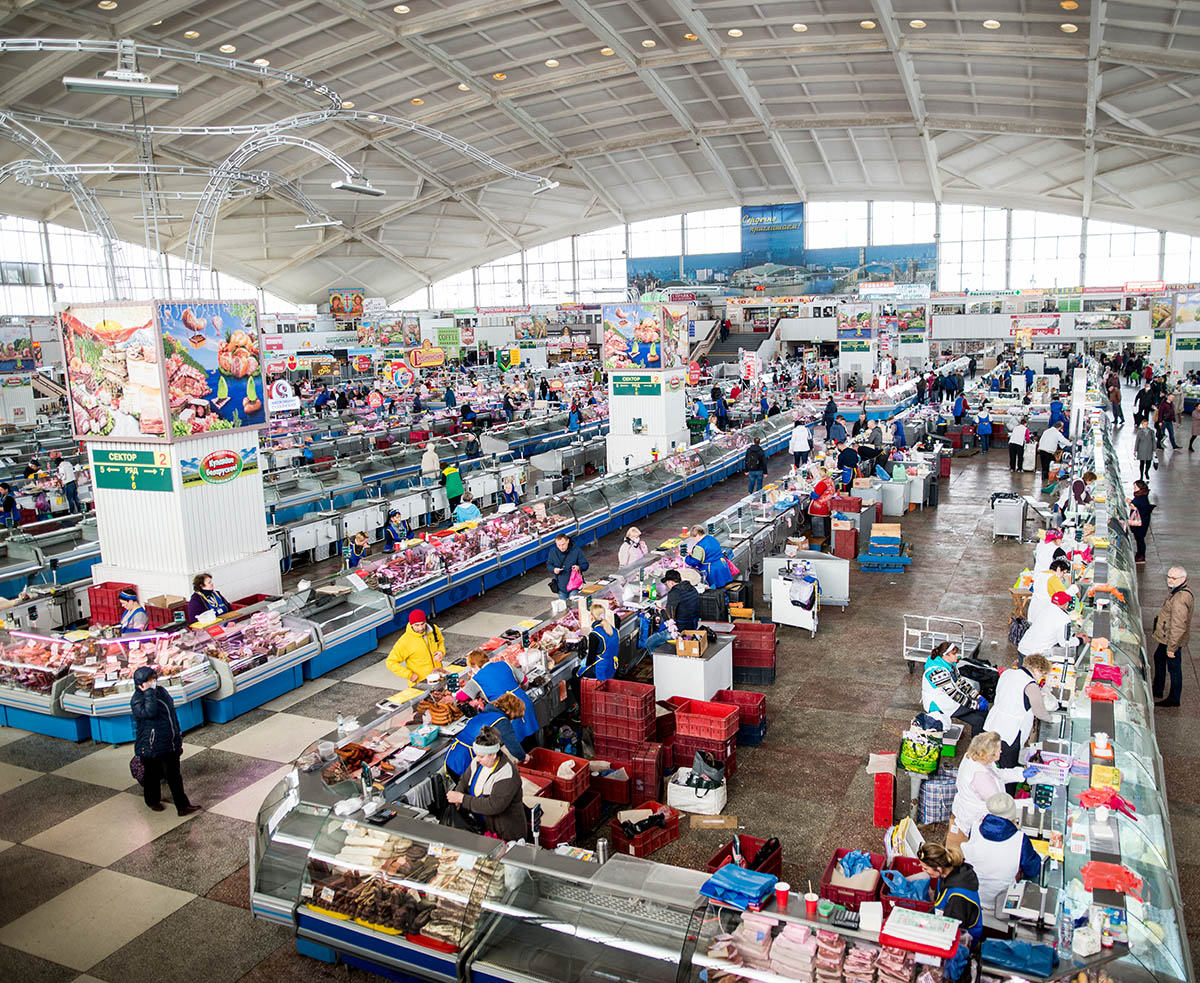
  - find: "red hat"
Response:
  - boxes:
[409,609,427,625]
[1045,529,1063,542]
[1051,591,1072,607]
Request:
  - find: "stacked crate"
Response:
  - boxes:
[590,680,665,804]
[858,523,912,573]
[670,697,741,779]
[713,688,768,746]
[87,581,137,627]
[731,621,777,685]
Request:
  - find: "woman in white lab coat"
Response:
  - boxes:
[947,732,1030,850]
[984,654,1055,783]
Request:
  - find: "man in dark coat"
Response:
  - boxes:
[546,533,588,601]
[744,438,767,493]
[132,666,199,815]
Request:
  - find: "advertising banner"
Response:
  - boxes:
[1009,314,1061,336]
[836,304,874,339]
[1175,337,1200,350]
[328,288,364,319]
[611,373,663,396]
[602,303,664,371]
[90,447,173,492]
[661,303,689,369]
[407,340,446,369]
[840,340,871,353]
[180,445,259,488]
[740,202,805,265]
[267,378,300,413]
[159,300,266,439]
[0,324,38,373]
[1074,313,1131,332]
[436,325,460,348]
[899,334,926,345]
[1174,291,1200,330]
[60,302,167,441]
[894,305,928,334]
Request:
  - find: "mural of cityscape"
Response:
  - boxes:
[627,203,936,297]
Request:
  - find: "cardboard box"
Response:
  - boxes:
[831,518,853,531]
[728,603,755,620]
[145,594,186,609]
[674,630,709,658]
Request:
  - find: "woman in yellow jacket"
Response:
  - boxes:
[386,609,446,682]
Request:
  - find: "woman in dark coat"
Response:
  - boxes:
[131,666,199,816]
[1129,480,1154,563]
[445,725,527,841]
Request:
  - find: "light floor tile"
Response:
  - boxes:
[519,583,554,597]
[211,712,335,763]
[345,659,406,690]
[24,789,195,866]
[0,761,42,795]
[0,838,13,853]
[258,676,335,712]
[0,726,31,747]
[52,742,204,791]
[0,868,192,971]
[207,764,294,823]
[443,611,524,637]
[73,975,108,983]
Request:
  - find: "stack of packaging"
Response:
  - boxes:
[877,944,918,983]
[813,929,846,982]
[843,943,879,983]
[767,922,817,980]
[728,912,776,971]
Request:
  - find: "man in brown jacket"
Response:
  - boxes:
[1153,567,1193,708]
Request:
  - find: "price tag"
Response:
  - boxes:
[204,624,225,638]
[346,574,366,591]
[300,883,314,898]
[320,886,336,902]
[341,820,358,833]
[85,656,97,664]
[455,852,476,871]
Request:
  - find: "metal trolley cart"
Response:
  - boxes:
[902,615,984,674]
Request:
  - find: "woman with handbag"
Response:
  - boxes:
[1128,480,1153,562]
[444,725,526,840]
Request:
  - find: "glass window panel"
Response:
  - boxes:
[628,216,681,258]
[1085,221,1159,286]
[430,269,474,309]
[872,201,936,245]
[806,202,868,248]
[685,207,740,254]
[576,225,625,262]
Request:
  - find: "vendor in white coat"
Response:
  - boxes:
[789,418,812,468]
[985,653,1056,781]
[1027,558,1071,625]
[1018,591,1083,665]
[947,732,1032,850]
[962,793,1043,912]
[1036,421,1071,482]
[1031,528,1066,572]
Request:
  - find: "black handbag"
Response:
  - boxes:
[1008,617,1030,645]
[692,750,726,784]
[548,578,559,594]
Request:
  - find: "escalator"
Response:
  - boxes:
[31,373,66,400]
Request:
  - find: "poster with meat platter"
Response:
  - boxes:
[60,302,169,441]
[602,303,663,371]
[158,300,267,440]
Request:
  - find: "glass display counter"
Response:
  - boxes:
[281,575,396,678]
[0,630,89,738]
[568,485,611,539]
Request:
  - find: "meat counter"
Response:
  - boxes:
[0,630,89,739]
[279,575,397,678]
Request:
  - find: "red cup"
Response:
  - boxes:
[804,891,818,917]
[775,881,790,910]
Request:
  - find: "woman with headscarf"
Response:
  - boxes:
[444,724,527,840]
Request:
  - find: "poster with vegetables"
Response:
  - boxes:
[660,303,689,369]
[60,302,168,441]
[1073,313,1131,332]
[836,303,874,339]
[0,325,38,373]
[894,305,927,334]
[602,304,664,371]
[158,300,267,440]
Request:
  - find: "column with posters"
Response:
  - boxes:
[836,302,876,389]
[895,304,929,369]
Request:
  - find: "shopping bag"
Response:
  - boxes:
[1008,617,1030,645]
[979,940,1057,977]
[1128,506,1142,528]
[692,750,726,784]
[566,568,584,592]
[899,736,940,774]
[699,863,777,910]
[129,755,145,786]
[667,770,728,815]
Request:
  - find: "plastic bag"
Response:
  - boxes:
[899,736,940,774]
[566,568,584,592]
[881,869,931,900]
[838,849,874,878]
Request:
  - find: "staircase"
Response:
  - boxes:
[706,332,760,364]
[31,373,66,400]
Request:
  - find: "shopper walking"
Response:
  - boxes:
[828,415,848,444]
[714,391,730,431]
[1133,379,1156,427]
[1152,567,1193,708]
[617,526,648,568]
[132,667,200,816]
[1037,421,1069,481]
[915,374,926,404]
[744,437,767,494]
[1156,391,1180,448]
[546,533,588,601]
[1134,422,1156,482]
[51,452,81,514]
[822,394,838,440]
[1108,381,1124,425]
[1129,480,1153,563]
[789,418,811,468]
[1007,418,1029,472]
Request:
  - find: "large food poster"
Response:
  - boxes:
[1074,313,1131,332]
[0,325,37,373]
[894,305,927,334]
[158,301,267,439]
[602,303,664,370]
[61,302,167,441]
[661,303,689,369]
[836,304,874,339]
[1173,291,1200,330]
[1152,298,1173,332]
[329,288,364,319]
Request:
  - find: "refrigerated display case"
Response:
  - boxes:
[0,630,88,738]
[281,575,397,678]
[568,485,612,540]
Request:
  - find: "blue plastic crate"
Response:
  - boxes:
[732,665,776,686]
[737,720,768,746]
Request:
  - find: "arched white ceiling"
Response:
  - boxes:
[2,0,1199,304]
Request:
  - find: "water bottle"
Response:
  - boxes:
[336,712,345,736]
[596,837,610,864]
[1057,901,1074,956]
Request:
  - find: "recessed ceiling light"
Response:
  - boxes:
[909,19,926,28]
[544,58,559,67]
[982,19,1001,29]
[253,57,270,66]
[342,100,355,108]
[457,82,471,91]
[367,114,379,120]
[792,23,807,33]
[492,71,507,80]
[1060,0,1078,8]
[184,30,199,39]
[393,4,409,11]
[219,44,237,53]
[97,1,117,8]
[600,47,614,55]
[727,28,743,38]
[860,20,877,29]
[1060,22,1078,32]
[683,33,698,41]
[641,39,656,48]
[410,97,423,104]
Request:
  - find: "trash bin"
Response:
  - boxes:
[993,498,1027,542]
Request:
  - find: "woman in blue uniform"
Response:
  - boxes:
[186,573,230,622]
[460,655,540,743]
[0,482,18,527]
[346,531,369,569]
[579,604,620,682]
[1048,392,1068,437]
[893,417,907,451]
[567,400,582,432]
[382,510,410,553]
[684,528,734,589]
[499,476,521,506]
[918,842,983,982]
[444,694,526,780]
[117,589,149,634]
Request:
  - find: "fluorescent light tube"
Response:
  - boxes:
[63,75,181,99]
[331,179,385,197]
[294,219,344,229]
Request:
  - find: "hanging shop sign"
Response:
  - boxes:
[1074,313,1131,332]
[1124,280,1164,293]
[687,361,702,385]
[1175,337,1200,350]
[664,372,685,393]
[661,303,689,369]
[91,448,174,492]
[894,305,927,334]
[353,355,373,372]
[899,334,926,345]
[0,324,38,374]
[263,335,284,352]
[367,390,384,409]
[741,350,762,382]
[602,303,664,371]
[836,303,874,339]
[180,446,259,488]
[478,306,530,315]
[436,325,460,348]
[839,340,871,352]
[1009,314,1061,337]
[407,340,446,369]
[1154,329,1170,340]
[328,288,364,319]
[267,379,301,413]
[611,373,663,396]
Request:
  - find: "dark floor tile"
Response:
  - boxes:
[0,944,78,983]
[91,897,289,983]
[284,681,395,722]
[111,812,255,895]
[0,774,117,842]
[206,863,252,911]
[0,733,99,772]
[0,846,96,928]
[184,709,277,748]
[238,939,382,983]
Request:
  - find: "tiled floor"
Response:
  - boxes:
[0,390,1196,981]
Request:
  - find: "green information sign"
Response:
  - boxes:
[611,374,663,396]
[1057,297,1082,312]
[437,325,460,348]
[899,334,926,345]
[92,449,174,492]
[1176,336,1200,350]
[1154,329,1170,340]
[840,340,870,352]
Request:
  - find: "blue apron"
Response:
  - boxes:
[472,661,537,741]
[347,540,367,569]
[935,882,983,980]
[119,607,148,635]
[500,486,520,505]
[445,711,504,778]
[384,521,409,552]
[687,534,733,589]
[580,625,619,681]
[196,589,230,616]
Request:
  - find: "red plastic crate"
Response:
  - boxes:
[706,835,783,879]
[833,527,859,560]
[632,742,665,803]
[875,501,883,523]
[593,734,641,761]
[880,856,936,919]
[520,748,590,802]
[231,592,277,612]
[713,689,767,727]
[592,716,653,743]
[819,848,886,912]
[939,456,952,479]
[580,677,602,728]
[531,804,575,849]
[88,580,136,608]
[575,788,603,833]
[591,679,655,720]
[830,495,862,514]
[590,759,632,804]
[673,698,740,742]
[609,801,680,858]
[146,599,187,628]
[731,623,777,664]
[732,647,777,669]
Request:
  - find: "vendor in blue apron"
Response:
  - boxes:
[1049,392,1068,437]
[346,530,369,569]
[499,476,521,506]
[579,603,621,682]
[444,693,527,780]
[459,654,540,743]
[917,842,983,982]
[0,482,18,527]
[186,573,230,622]
[684,527,734,589]
[382,510,410,553]
[117,589,149,634]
